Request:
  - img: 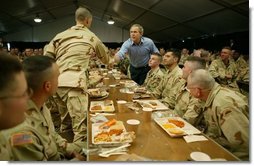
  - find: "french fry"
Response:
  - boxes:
[99,119,117,129]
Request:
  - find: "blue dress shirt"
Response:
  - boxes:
[117,37,159,68]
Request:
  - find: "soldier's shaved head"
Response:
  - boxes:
[75,7,92,22]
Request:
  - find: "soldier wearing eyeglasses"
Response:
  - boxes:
[187,69,249,160]
[0,53,29,160]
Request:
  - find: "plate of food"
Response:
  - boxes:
[134,100,168,110]
[90,100,115,113]
[134,87,147,94]
[92,119,135,144]
[87,88,109,99]
[133,93,151,99]
[119,88,135,93]
[89,70,101,77]
[154,117,201,137]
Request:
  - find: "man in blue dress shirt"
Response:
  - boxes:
[115,24,159,85]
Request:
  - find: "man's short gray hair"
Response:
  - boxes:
[75,7,92,22]
[188,69,215,90]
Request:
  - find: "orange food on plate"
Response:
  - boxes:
[168,119,185,128]
[162,123,176,129]
[91,105,102,111]
[94,132,112,142]
[108,129,123,136]
[99,119,117,129]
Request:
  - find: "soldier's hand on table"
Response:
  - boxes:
[73,151,86,161]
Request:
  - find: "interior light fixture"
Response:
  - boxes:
[34,13,42,23]
[107,16,115,25]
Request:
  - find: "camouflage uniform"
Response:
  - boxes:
[235,56,248,68]
[88,75,103,88]
[237,67,249,83]
[179,54,189,66]
[235,56,249,82]
[208,57,239,91]
[202,83,249,160]
[45,96,62,133]
[46,25,109,145]
[234,56,249,97]
[172,79,204,125]
[0,100,79,160]
[118,56,130,76]
[0,132,14,160]
[143,67,164,93]
[1,121,59,160]
[152,65,182,109]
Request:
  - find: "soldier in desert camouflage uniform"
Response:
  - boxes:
[187,69,249,160]
[208,47,239,91]
[118,55,130,76]
[171,56,206,125]
[232,50,249,82]
[0,54,28,160]
[142,53,164,93]
[2,56,85,160]
[151,49,182,109]
[45,7,110,149]
[178,48,189,67]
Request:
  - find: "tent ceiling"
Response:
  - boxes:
[0,0,249,42]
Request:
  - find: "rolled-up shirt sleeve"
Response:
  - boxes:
[116,41,129,60]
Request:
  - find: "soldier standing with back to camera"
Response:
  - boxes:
[46,6,110,150]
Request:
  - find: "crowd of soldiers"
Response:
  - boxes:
[86,46,250,160]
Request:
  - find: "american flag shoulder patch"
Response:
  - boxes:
[11,132,33,146]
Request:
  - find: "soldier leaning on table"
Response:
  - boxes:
[187,69,249,161]
[170,56,206,126]
[45,6,111,150]
[0,53,28,160]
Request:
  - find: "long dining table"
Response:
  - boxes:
[87,69,240,161]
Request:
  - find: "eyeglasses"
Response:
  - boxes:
[186,87,196,93]
[186,86,210,92]
[0,88,33,100]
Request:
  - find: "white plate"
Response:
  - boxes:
[92,93,109,100]
[88,88,108,98]
[90,100,115,113]
[119,88,134,93]
[92,121,133,145]
[190,152,211,161]
[134,100,168,110]
[154,117,201,137]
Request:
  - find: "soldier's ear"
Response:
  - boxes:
[196,89,202,97]
[44,81,52,92]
